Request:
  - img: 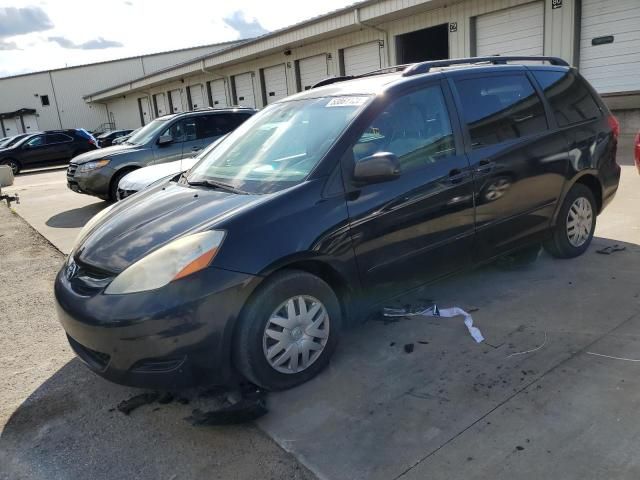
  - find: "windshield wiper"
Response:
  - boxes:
[187,179,250,194]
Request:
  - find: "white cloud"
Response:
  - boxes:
[0,0,355,77]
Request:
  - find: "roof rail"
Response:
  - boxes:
[311,76,354,89]
[358,64,414,78]
[402,56,569,76]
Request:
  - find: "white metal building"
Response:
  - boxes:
[83,0,640,133]
[3,0,639,135]
[0,40,243,136]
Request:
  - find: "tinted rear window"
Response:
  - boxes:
[46,133,72,143]
[532,70,601,127]
[455,75,547,148]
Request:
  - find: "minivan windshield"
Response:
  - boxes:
[187,96,371,194]
[126,117,172,145]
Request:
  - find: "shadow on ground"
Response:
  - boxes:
[46,202,109,228]
[0,359,310,480]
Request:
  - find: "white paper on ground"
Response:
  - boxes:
[382,304,484,343]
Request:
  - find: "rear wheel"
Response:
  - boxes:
[234,270,342,391]
[1,158,20,175]
[544,184,596,258]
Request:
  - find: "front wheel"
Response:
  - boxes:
[544,184,597,258]
[233,270,342,391]
[1,159,20,175]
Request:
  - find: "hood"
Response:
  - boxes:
[119,157,199,191]
[72,144,144,164]
[76,181,269,273]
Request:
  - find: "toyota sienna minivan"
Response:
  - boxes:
[55,56,620,391]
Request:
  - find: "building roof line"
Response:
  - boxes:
[0,39,244,81]
[84,0,386,101]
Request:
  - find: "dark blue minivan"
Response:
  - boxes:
[55,56,620,391]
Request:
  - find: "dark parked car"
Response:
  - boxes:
[112,128,140,145]
[97,129,134,147]
[66,108,256,201]
[0,132,38,150]
[55,56,620,391]
[0,129,98,174]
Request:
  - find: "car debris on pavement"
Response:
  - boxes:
[383,303,485,343]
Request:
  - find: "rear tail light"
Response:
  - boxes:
[608,114,620,140]
[634,132,640,173]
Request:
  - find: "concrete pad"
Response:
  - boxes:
[4,168,107,254]
[401,313,640,480]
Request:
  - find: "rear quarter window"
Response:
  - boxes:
[454,74,548,148]
[532,70,602,127]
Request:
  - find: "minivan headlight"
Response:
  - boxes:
[78,159,110,172]
[104,230,226,295]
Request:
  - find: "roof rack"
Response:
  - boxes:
[402,56,569,76]
[310,56,569,90]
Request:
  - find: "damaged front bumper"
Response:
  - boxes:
[54,261,262,390]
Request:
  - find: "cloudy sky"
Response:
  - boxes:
[0,0,354,77]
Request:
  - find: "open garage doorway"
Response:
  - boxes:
[396,23,449,64]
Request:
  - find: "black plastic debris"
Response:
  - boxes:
[186,389,268,426]
[117,392,160,415]
[404,343,414,354]
[157,392,175,404]
[596,244,626,255]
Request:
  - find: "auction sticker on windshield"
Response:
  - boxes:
[326,96,368,107]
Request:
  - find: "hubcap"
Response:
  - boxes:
[262,295,330,374]
[566,196,593,247]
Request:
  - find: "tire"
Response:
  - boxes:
[544,184,597,258]
[108,168,133,203]
[234,269,342,391]
[1,158,20,175]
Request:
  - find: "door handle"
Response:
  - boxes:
[475,160,494,174]
[447,169,469,184]
[191,146,202,152]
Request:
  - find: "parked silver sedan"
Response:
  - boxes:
[116,136,226,200]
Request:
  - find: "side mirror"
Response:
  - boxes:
[157,135,173,146]
[353,152,401,184]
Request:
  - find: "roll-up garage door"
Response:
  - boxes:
[22,114,39,132]
[188,84,205,110]
[262,64,288,104]
[169,89,184,113]
[153,93,168,116]
[298,54,329,91]
[579,0,640,94]
[475,2,544,56]
[343,42,382,76]
[208,79,228,107]
[233,73,256,108]
[138,97,151,125]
